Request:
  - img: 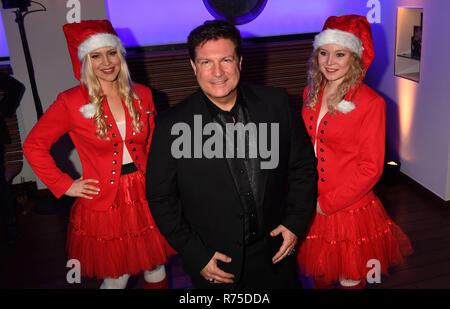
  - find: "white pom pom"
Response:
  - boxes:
[336,100,356,114]
[80,103,97,119]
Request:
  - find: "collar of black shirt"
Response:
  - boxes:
[201,86,246,120]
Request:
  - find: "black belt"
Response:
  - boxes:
[120,162,138,175]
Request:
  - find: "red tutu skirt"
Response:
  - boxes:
[66,171,176,279]
[297,193,413,284]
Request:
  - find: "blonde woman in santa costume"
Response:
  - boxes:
[297,15,413,289]
[23,20,175,289]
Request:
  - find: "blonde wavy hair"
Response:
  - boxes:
[80,50,143,140]
[305,48,364,115]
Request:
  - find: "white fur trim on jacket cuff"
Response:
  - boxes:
[336,100,355,114]
[78,33,125,60]
[314,29,364,57]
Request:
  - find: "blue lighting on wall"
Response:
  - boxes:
[0,10,10,58]
[0,0,371,57]
[105,0,366,48]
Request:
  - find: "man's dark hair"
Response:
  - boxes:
[187,20,242,62]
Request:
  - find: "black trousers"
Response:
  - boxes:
[195,237,301,289]
[234,237,301,289]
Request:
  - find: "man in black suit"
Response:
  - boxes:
[146,20,317,289]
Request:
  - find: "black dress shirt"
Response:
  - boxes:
[202,88,264,246]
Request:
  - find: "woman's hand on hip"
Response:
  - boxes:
[65,177,100,199]
[317,202,327,216]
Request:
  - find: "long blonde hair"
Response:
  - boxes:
[305,49,364,114]
[80,51,143,139]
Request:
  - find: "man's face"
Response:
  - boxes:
[190,38,242,108]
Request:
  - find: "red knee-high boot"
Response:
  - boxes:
[142,277,169,289]
[313,278,335,289]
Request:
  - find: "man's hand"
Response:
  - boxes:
[270,225,298,264]
[200,252,235,284]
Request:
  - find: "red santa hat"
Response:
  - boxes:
[313,15,374,71]
[63,20,125,80]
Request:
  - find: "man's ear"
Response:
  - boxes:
[190,59,197,75]
[238,56,243,71]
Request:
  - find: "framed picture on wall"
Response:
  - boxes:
[395,7,423,82]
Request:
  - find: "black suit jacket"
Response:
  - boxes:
[146,84,317,288]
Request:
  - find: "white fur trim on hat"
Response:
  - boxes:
[314,29,364,57]
[77,33,125,60]
[336,100,355,114]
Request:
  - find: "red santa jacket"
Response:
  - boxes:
[23,83,156,211]
[302,84,386,215]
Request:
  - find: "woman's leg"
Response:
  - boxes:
[100,274,130,289]
[339,278,366,289]
[142,264,168,289]
[313,278,335,289]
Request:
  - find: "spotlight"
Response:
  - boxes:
[383,160,401,185]
[1,0,31,11]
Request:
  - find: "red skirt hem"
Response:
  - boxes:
[66,171,176,279]
[297,195,413,283]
